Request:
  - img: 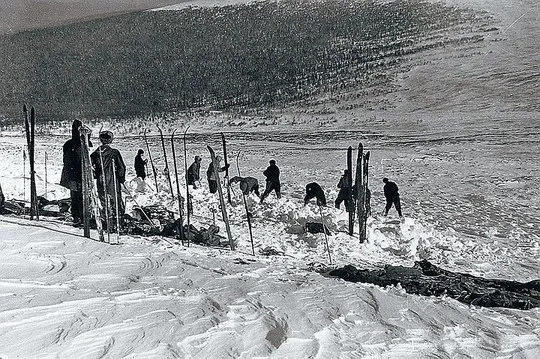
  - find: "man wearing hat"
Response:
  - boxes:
[260,159,281,203]
[187,155,202,189]
[90,131,127,230]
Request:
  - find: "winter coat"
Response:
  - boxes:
[188,161,201,184]
[91,145,126,214]
[230,176,259,195]
[60,123,90,191]
[383,181,399,199]
[263,164,280,181]
[206,161,228,182]
[304,182,327,206]
[134,154,146,179]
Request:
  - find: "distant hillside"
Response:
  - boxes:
[0,0,492,123]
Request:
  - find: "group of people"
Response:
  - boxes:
[60,121,126,228]
[60,121,403,229]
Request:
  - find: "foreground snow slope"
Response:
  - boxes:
[1,216,539,358]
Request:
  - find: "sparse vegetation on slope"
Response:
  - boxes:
[0,0,492,123]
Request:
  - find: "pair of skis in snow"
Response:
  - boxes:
[79,126,121,244]
[347,142,371,243]
[23,105,39,220]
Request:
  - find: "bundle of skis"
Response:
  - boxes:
[23,105,39,220]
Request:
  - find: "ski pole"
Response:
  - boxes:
[23,149,26,214]
[44,151,48,199]
[182,126,191,246]
[112,159,121,244]
[319,205,332,265]
[171,129,186,245]
[143,129,159,193]
[98,147,111,243]
[121,183,155,227]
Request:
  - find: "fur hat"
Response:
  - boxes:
[99,131,114,144]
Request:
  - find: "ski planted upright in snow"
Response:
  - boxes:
[171,129,186,245]
[207,145,234,250]
[157,125,174,196]
[143,129,159,193]
[360,150,370,242]
[235,152,255,255]
[183,126,191,246]
[98,146,111,243]
[111,157,121,244]
[347,145,354,235]
[355,142,366,243]
[79,125,105,242]
[23,105,39,220]
[221,132,232,205]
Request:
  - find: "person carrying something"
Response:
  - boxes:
[383,177,403,217]
[230,176,260,197]
[304,182,326,206]
[206,155,229,194]
[134,149,147,192]
[60,119,89,225]
[90,131,127,230]
[260,159,281,203]
[187,155,202,189]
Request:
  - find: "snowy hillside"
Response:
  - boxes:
[0,0,539,357]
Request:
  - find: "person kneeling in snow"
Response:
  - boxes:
[304,182,326,206]
[230,176,260,197]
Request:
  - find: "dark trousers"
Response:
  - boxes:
[385,196,402,217]
[260,180,281,201]
[70,190,83,221]
[335,189,349,209]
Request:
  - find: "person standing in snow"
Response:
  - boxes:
[206,156,229,194]
[60,119,89,224]
[91,131,126,229]
[134,149,147,192]
[304,182,326,206]
[383,177,403,217]
[134,149,147,180]
[0,182,4,214]
[187,155,202,189]
[260,159,281,203]
[335,169,354,210]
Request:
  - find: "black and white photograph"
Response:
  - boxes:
[0,0,538,357]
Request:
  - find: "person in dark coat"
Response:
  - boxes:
[230,176,260,197]
[304,182,326,206]
[134,149,148,193]
[187,155,202,189]
[260,159,281,203]
[0,183,4,214]
[335,169,354,210]
[134,149,147,180]
[60,119,88,224]
[383,177,402,217]
[206,156,229,194]
[90,131,126,229]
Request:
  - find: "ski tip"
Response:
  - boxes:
[23,104,27,112]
